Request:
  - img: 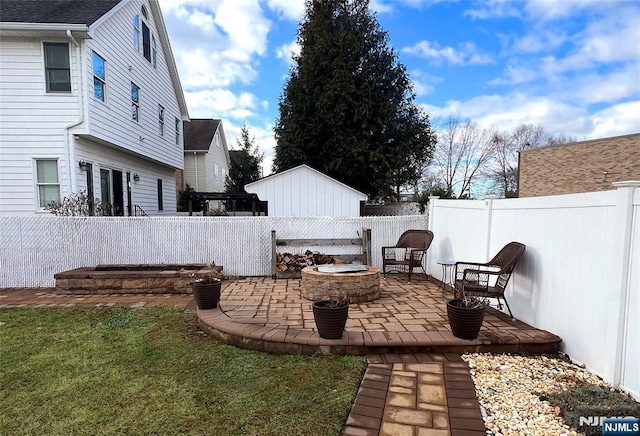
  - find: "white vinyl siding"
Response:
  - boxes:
[74,137,177,215]
[245,165,367,217]
[0,38,79,214]
[35,159,60,208]
[85,0,183,169]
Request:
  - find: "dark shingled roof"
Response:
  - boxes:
[183,119,221,151]
[0,0,121,25]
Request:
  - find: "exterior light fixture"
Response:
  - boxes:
[79,160,88,171]
[133,173,140,182]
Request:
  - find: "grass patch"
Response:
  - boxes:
[545,381,640,436]
[0,307,366,435]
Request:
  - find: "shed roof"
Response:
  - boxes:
[246,164,367,199]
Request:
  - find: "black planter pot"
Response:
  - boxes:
[312,300,349,339]
[193,279,221,310]
[446,299,486,340]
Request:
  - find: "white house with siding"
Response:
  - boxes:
[245,164,367,217]
[0,0,189,216]
[182,119,230,210]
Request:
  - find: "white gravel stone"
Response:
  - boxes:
[462,353,609,436]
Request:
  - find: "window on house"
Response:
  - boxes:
[158,105,164,136]
[92,51,106,102]
[44,42,71,93]
[142,21,151,62]
[222,168,226,182]
[157,179,163,211]
[131,83,140,122]
[152,37,157,68]
[175,117,180,145]
[214,163,219,180]
[36,159,60,209]
[133,15,140,51]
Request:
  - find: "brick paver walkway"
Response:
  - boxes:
[345,353,486,436]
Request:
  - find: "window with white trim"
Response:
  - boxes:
[133,15,140,51]
[92,51,106,102]
[44,42,71,93]
[152,36,157,68]
[214,163,219,180]
[131,83,140,122]
[158,105,165,136]
[142,20,151,62]
[175,118,180,145]
[36,159,60,208]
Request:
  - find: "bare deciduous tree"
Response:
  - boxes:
[425,115,495,198]
[486,124,577,197]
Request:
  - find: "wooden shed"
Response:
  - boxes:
[244,165,367,217]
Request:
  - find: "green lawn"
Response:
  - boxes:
[0,307,366,435]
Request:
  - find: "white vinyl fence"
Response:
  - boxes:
[427,181,640,398]
[0,215,427,287]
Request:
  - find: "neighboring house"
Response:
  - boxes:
[245,164,368,217]
[0,0,189,216]
[518,133,640,197]
[181,119,230,210]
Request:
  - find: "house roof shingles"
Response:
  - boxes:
[0,0,121,25]
[183,119,221,151]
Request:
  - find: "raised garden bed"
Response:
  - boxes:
[54,264,223,295]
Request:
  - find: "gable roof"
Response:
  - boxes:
[246,164,368,199]
[183,119,221,151]
[0,0,120,25]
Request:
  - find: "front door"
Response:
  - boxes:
[112,170,124,216]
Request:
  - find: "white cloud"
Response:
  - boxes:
[464,0,522,20]
[184,89,259,120]
[160,0,271,89]
[419,92,614,139]
[403,40,493,65]
[265,0,306,22]
[588,101,640,139]
[275,40,301,66]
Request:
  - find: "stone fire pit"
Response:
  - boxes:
[300,265,380,303]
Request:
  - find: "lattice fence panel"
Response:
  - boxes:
[0,215,427,287]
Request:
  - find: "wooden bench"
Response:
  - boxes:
[271,228,372,279]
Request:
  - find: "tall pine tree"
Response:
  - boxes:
[274,0,435,200]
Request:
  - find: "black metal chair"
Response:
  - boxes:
[454,242,526,319]
[382,230,434,282]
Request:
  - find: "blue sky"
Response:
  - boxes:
[158,0,640,173]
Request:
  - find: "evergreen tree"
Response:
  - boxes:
[225,124,264,192]
[273,0,435,200]
[224,124,264,210]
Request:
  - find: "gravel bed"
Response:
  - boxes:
[462,353,609,436]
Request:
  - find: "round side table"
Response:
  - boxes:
[437,260,456,294]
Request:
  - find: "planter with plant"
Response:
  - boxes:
[312,291,349,339]
[192,268,222,310]
[446,290,488,340]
